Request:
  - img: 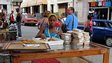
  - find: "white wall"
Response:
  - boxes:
[7,4,12,14]
[54,0,58,13]
[76,0,89,23]
[68,0,89,23]
[0,0,11,4]
[0,0,12,14]
[47,0,58,13]
[47,0,89,23]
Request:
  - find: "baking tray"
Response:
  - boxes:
[2,42,49,51]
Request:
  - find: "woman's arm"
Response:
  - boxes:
[83,21,88,30]
[37,26,46,39]
[56,27,63,35]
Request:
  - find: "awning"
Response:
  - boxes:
[27,0,35,6]
[41,0,47,4]
[20,0,29,7]
[21,0,47,8]
[88,0,96,2]
[33,0,47,5]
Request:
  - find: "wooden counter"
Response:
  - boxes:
[0,42,110,63]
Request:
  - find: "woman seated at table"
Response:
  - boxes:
[37,14,63,39]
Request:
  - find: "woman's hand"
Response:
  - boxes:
[57,31,63,35]
[55,29,63,35]
[40,34,46,39]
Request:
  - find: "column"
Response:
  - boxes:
[107,8,109,20]
[47,4,51,11]
[82,0,89,22]
[1,5,3,9]
[77,1,83,23]
[30,6,33,14]
[40,5,42,13]
[7,4,12,14]
[54,3,58,13]
[47,0,51,12]
[77,0,89,23]
[22,8,25,13]
[73,0,78,11]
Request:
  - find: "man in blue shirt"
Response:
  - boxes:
[65,7,78,31]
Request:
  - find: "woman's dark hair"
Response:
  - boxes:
[48,14,57,21]
[69,7,74,13]
[87,15,92,20]
[48,14,57,29]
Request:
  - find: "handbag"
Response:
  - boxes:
[61,24,67,33]
[84,26,90,32]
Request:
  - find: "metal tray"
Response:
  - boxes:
[2,42,49,51]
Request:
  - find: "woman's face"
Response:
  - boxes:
[49,16,57,25]
[49,15,57,28]
[67,8,72,15]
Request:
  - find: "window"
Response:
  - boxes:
[93,21,97,26]
[98,22,106,27]
[13,2,16,5]
[16,2,18,5]
[107,22,112,28]
[93,21,106,27]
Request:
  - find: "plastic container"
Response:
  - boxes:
[61,33,71,45]
[32,38,64,46]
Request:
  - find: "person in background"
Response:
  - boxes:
[9,10,15,25]
[0,11,2,21]
[84,15,93,36]
[16,9,22,38]
[35,11,51,38]
[37,11,51,29]
[58,13,67,33]
[65,7,78,31]
[37,14,62,39]
[59,13,66,24]
[93,11,98,19]
[1,9,5,22]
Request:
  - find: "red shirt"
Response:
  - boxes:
[10,14,14,22]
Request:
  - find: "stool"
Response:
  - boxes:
[32,58,61,63]
[0,53,11,63]
[5,31,17,41]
